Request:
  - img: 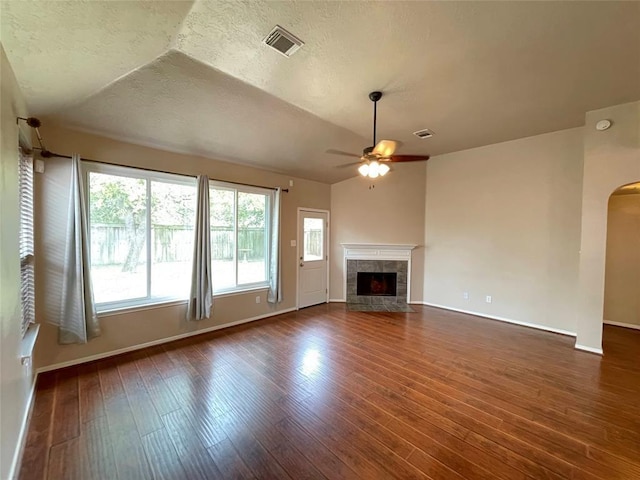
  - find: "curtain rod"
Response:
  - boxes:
[40,151,289,193]
[17,116,289,192]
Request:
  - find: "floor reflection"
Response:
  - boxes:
[301,347,321,377]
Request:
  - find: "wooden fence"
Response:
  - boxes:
[90,224,266,265]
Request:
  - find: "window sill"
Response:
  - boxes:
[97,286,270,317]
[98,299,188,317]
[213,285,269,299]
[21,323,40,366]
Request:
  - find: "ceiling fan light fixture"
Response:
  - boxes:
[359,160,389,179]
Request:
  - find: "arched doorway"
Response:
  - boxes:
[603,182,640,332]
[575,101,639,354]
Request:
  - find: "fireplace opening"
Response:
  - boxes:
[357,272,397,296]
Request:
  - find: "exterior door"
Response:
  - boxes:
[298,209,328,308]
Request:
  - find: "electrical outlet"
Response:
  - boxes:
[463,292,469,300]
[485,295,492,304]
[255,295,261,304]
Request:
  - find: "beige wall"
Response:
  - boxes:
[0,45,33,480]
[577,101,640,351]
[423,128,584,334]
[604,193,640,327]
[34,125,330,368]
[330,162,427,302]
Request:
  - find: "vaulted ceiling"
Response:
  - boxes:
[2,1,639,183]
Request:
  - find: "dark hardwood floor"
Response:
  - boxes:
[19,304,640,480]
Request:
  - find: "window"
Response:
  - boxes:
[85,164,196,310]
[303,217,324,261]
[210,182,270,292]
[18,149,35,336]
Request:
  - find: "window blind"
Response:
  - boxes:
[19,149,35,336]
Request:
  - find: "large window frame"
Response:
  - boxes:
[209,180,271,294]
[83,162,197,312]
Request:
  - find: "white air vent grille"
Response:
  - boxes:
[413,128,435,139]
[263,25,304,57]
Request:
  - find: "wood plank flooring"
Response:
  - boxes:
[19,304,640,479]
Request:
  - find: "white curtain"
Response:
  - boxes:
[267,187,282,303]
[187,175,213,320]
[58,154,101,344]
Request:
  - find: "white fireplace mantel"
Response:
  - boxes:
[342,243,417,260]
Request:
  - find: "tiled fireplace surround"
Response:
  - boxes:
[347,259,408,305]
[342,244,416,308]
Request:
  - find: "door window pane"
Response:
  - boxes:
[89,172,147,303]
[238,192,267,285]
[303,218,324,261]
[150,181,196,298]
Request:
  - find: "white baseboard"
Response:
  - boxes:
[604,320,640,331]
[421,302,577,337]
[575,344,604,355]
[37,307,297,374]
[329,298,346,303]
[8,373,38,480]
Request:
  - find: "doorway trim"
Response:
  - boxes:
[296,207,330,309]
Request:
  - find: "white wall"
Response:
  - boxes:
[577,101,640,351]
[423,128,584,334]
[0,45,34,480]
[604,193,640,327]
[330,162,427,302]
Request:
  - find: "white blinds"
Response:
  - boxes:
[19,149,35,336]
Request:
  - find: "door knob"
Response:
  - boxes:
[300,262,304,267]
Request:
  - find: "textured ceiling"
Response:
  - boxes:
[2,1,639,183]
[0,1,193,113]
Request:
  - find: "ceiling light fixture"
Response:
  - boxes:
[359,161,389,178]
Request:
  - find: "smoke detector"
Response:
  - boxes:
[413,129,435,139]
[263,25,304,57]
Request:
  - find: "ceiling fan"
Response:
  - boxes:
[328,91,430,178]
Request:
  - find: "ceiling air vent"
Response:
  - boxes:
[263,25,304,57]
[413,128,435,139]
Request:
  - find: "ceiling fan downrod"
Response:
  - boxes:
[369,91,382,148]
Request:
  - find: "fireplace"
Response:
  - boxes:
[346,259,407,305]
[357,272,397,296]
[342,243,416,311]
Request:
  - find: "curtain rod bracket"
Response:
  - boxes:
[17,116,42,128]
[17,116,47,152]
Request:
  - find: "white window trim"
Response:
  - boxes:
[97,286,270,317]
[83,162,197,312]
[209,179,271,294]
